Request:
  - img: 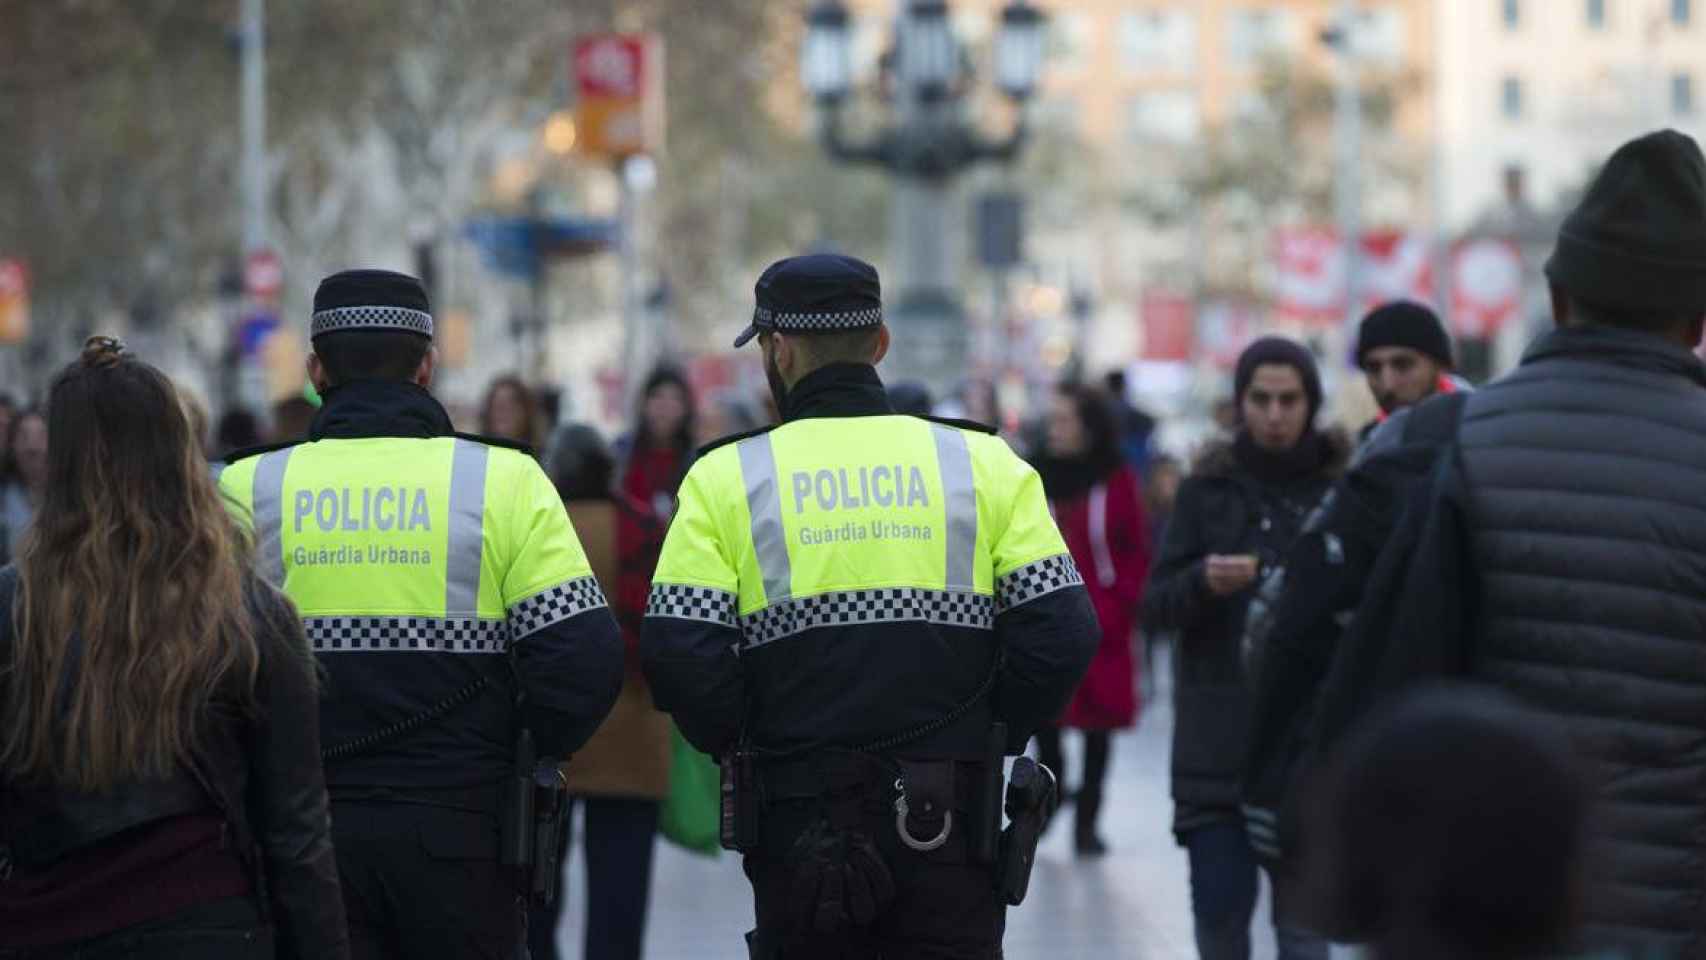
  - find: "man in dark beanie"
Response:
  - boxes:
[1354,300,1464,444]
[1145,335,1345,960]
[218,269,623,959]
[1296,129,1706,958]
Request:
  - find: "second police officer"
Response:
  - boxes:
[218,270,624,959]
[641,254,1098,958]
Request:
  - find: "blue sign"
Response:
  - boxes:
[463,216,619,280]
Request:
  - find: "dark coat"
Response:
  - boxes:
[1314,326,1706,956]
[0,570,348,959]
[1460,327,1706,956]
[1143,431,1348,832]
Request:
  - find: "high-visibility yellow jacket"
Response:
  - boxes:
[219,381,622,789]
[640,364,1097,758]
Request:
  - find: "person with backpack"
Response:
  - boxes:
[1143,337,1347,960]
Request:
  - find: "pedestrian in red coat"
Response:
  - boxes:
[1030,381,1151,856]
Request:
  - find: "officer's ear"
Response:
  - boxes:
[306,353,330,394]
[415,347,437,388]
[871,325,891,366]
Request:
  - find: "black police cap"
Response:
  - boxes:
[732,254,883,349]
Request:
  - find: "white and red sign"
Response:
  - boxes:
[573,34,665,158]
[244,249,283,302]
[1451,239,1524,338]
[1272,228,1436,325]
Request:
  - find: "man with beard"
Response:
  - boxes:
[1353,300,1465,446]
[641,253,1097,958]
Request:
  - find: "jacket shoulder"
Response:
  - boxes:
[220,438,305,465]
[453,431,535,457]
[916,414,998,435]
[1189,438,1238,478]
[695,423,778,458]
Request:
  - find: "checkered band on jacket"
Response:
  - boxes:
[751,306,883,334]
[646,583,738,627]
[737,587,995,651]
[305,616,511,653]
[508,575,607,640]
[310,305,434,338]
[995,554,1084,614]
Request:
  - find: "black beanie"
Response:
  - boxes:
[1356,300,1453,368]
[1545,129,1706,313]
[1235,336,1323,420]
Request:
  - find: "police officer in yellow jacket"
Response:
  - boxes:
[219,270,623,959]
[641,254,1098,959]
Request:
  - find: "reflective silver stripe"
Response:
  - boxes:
[251,448,295,587]
[444,440,489,616]
[931,424,979,593]
[738,434,792,605]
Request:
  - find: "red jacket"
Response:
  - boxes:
[615,445,685,664]
[1050,464,1151,729]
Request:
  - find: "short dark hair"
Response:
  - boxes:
[787,328,883,369]
[313,330,430,386]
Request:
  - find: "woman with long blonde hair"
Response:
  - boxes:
[0,338,348,958]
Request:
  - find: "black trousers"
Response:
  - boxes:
[743,791,1005,959]
[527,795,661,960]
[333,797,524,960]
[0,898,270,960]
[1033,727,1111,841]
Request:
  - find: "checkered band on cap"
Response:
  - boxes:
[738,587,994,651]
[508,576,608,640]
[311,305,435,339]
[751,305,884,335]
[995,554,1084,613]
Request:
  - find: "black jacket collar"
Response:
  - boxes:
[1523,325,1706,387]
[782,363,893,421]
[310,380,456,441]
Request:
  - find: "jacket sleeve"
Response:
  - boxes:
[244,586,350,960]
[1141,477,1213,632]
[641,465,746,757]
[502,461,625,759]
[989,455,1099,750]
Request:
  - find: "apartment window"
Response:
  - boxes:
[1127,90,1201,144]
[1503,0,1520,29]
[1118,10,1198,73]
[1676,0,1692,26]
[1501,75,1524,119]
[1227,8,1297,66]
[1586,0,1606,29]
[1676,72,1695,114]
[1355,7,1406,60]
[1045,13,1093,72]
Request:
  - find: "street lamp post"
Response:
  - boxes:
[801,0,1044,394]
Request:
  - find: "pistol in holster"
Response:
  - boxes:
[995,755,1057,906]
[720,748,760,853]
[499,727,571,905]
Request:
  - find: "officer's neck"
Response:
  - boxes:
[781,363,891,422]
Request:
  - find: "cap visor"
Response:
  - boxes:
[732,324,761,348]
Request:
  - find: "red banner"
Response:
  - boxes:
[1140,291,1194,361]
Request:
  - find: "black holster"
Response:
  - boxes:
[995,756,1057,906]
[499,727,570,905]
[721,748,759,853]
